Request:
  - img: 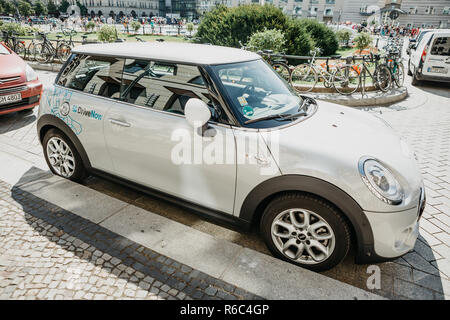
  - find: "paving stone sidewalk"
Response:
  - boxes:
[0,180,262,300]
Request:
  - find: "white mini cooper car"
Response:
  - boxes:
[37,42,425,271]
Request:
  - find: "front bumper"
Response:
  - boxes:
[0,80,42,115]
[363,188,425,259]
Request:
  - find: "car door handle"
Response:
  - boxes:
[109,118,131,127]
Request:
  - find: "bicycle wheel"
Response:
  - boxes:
[271,62,291,82]
[332,65,360,95]
[393,62,405,88]
[27,43,37,61]
[374,65,392,92]
[34,43,52,63]
[14,42,26,59]
[290,64,318,93]
[56,43,71,63]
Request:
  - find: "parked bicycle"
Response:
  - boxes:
[34,32,72,63]
[332,54,392,95]
[1,31,26,58]
[263,50,291,82]
[289,48,342,93]
[382,41,405,87]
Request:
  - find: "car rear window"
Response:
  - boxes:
[430,37,450,56]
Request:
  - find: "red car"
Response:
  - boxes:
[0,42,42,115]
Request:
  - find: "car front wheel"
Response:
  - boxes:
[43,128,86,182]
[260,193,351,272]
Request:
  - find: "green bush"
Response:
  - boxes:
[86,21,95,32]
[284,19,314,59]
[131,21,141,32]
[196,4,287,48]
[186,22,194,35]
[98,25,118,43]
[353,32,372,53]
[196,4,334,57]
[336,29,352,47]
[0,23,38,36]
[247,28,285,53]
[294,19,338,56]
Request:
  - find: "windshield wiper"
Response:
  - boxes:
[244,111,307,124]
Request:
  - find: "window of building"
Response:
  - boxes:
[443,7,450,15]
[409,7,417,15]
[324,7,333,17]
[425,6,435,15]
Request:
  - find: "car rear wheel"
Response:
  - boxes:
[260,193,351,271]
[411,68,421,86]
[407,59,413,76]
[43,129,86,182]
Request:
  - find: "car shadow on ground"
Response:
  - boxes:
[11,167,446,300]
[0,110,36,135]
[411,80,450,98]
[10,167,260,300]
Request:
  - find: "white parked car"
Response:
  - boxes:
[408,29,450,85]
[37,42,425,271]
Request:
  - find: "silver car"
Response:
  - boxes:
[37,42,425,271]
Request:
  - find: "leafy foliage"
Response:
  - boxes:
[336,29,352,48]
[0,23,39,36]
[98,25,118,42]
[33,0,48,16]
[353,32,372,53]
[247,28,285,53]
[196,4,335,57]
[131,21,141,32]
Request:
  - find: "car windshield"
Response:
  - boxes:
[0,44,10,55]
[210,59,304,128]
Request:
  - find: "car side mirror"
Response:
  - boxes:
[185,98,211,134]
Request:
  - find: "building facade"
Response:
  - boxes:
[40,0,450,27]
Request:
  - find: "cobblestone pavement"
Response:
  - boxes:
[0,70,449,300]
[0,180,262,300]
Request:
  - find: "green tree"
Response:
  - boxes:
[76,1,88,16]
[353,32,372,54]
[47,0,57,15]
[294,19,338,56]
[247,28,285,53]
[18,0,34,16]
[336,29,352,48]
[58,0,70,14]
[0,0,15,15]
[33,0,48,16]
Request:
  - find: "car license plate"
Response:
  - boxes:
[0,93,22,105]
[428,66,448,74]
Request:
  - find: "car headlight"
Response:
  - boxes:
[359,157,403,205]
[25,64,38,82]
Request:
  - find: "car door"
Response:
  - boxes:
[422,33,450,78]
[49,54,125,172]
[103,59,236,214]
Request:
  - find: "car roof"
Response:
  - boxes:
[72,42,261,65]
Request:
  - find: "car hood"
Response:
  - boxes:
[269,101,423,212]
[0,51,26,79]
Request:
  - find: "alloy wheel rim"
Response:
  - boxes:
[271,208,335,265]
[46,137,75,178]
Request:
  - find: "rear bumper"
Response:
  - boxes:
[0,79,42,115]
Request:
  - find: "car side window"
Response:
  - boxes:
[57,54,124,99]
[120,59,228,123]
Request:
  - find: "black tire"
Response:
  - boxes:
[407,59,412,76]
[411,69,421,86]
[43,128,86,182]
[260,192,351,272]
